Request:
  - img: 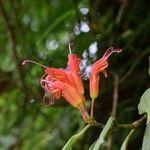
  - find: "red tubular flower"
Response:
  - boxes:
[40,71,84,108]
[62,81,90,122]
[89,47,122,100]
[22,53,92,123]
[40,72,91,123]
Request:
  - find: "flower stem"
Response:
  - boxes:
[90,99,95,119]
[79,105,92,124]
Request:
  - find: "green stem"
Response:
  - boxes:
[116,114,146,129]
[79,105,92,124]
[90,114,146,130]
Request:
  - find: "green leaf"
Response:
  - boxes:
[89,116,114,150]
[62,124,91,150]
[120,129,135,150]
[138,88,150,125]
[141,122,150,150]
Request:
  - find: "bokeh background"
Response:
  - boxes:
[0,0,150,149]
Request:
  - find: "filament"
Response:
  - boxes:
[22,60,47,68]
[68,42,73,54]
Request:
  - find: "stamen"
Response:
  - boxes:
[49,96,55,105]
[40,73,47,88]
[68,41,73,54]
[102,70,108,77]
[22,60,47,68]
[103,47,122,59]
[43,93,55,106]
[41,79,52,84]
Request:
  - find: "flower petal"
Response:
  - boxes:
[62,83,85,107]
[67,54,84,95]
[45,68,71,83]
[67,54,81,73]
[103,47,122,59]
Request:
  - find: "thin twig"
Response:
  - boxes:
[120,47,150,83]
[90,114,146,130]
[112,74,119,118]
[116,114,146,129]
[116,0,127,24]
[107,74,119,150]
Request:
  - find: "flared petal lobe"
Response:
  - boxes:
[67,54,80,73]
[45,68,70,83]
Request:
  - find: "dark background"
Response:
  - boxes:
[0,0,150,149]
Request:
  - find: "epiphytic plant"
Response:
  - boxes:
[22,43,149,150]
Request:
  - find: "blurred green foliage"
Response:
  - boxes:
[0,0,150,149]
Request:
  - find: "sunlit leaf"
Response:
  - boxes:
[141,122,150,150]
[138,88,150,125]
